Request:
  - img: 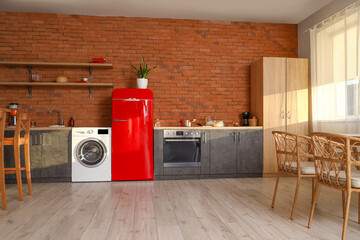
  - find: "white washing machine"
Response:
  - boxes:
[72,127,111,182]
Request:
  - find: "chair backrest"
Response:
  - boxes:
[14,112,31,142]
[272,131,313,174]
[0,110,5,146]
[311,132,360,190]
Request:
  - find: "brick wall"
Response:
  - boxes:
[0,12,298,127]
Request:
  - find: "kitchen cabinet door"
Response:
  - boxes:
[200,130,210,174]
[209,130,237,174]
[286,58,308,135]
[40,130,71,179]
[237,130,263,175]
[153,129,164,176]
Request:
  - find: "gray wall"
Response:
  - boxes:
[298,0,357,58]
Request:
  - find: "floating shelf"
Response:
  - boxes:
[0,60,113,99]
[0,82,113,99]
[0,61,113,68]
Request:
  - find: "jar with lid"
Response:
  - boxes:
[154,119,161,127]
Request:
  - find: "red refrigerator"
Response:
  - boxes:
[112,88,153,181]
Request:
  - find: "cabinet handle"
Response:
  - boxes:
[202,132,207,144]
[237,132,241,143]
[281,111,285,119]
[287,111,291,119]
[233,132,237,143]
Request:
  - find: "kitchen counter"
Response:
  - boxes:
[5,127,72,130]
[154,126,262,130]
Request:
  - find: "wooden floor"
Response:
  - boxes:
[0,177,359,240]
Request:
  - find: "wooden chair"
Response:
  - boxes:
[0,110,7,210]
[3,112,32,206]
[308,132,360,240]
[272,131,316,219]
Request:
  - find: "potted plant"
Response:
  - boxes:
[131,57,157,89]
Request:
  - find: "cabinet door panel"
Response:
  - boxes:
[41,130,70,178]
[263,57,286,175]
[237,130,263,174]
[286,58,308,135]
[200,130,210,174]
[153,130,164,176]
[210,130,237,174]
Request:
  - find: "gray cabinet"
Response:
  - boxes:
[209,130,237,174]
[4,129,71,182]
[209,129,263,176]
[153,128,263,179]
[237,130,263,176]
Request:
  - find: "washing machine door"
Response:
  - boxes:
[75,138,107,167]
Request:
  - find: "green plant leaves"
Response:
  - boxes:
[130,56,157,79]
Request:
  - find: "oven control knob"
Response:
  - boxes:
[185,132,189,135]
[190,132,193,135]
[171,132,174,135]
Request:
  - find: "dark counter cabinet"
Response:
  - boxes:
[4,129,71,183]
[154,129,263,179]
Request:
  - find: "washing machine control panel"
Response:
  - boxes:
[87,130,93,134]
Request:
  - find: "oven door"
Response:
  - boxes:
[163,138,201,167]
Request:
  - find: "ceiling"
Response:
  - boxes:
[0,0,334,24]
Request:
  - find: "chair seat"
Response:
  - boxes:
[323,166,360,188]
[282,162,316,175]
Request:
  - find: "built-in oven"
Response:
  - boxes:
[163,130,201,167]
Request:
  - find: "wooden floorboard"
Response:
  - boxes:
[0,177,359,240]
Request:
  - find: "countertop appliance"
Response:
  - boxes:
[242,112,250,126]
[112,88,153,181]
[163,129,201,167]
[72,127,111,182]
[9,103,19,126]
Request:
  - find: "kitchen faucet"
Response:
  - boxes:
[50,106,64,126]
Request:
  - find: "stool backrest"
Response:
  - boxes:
[0,110,5,146]
[14,112,31,142]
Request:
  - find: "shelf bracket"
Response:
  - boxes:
[89,86,92,99]
[27,65,32,81]
[89,67,93,80]
[28,86,32,99]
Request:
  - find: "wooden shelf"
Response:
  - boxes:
[0,60,114,99]
[0,61,113,68]
[0,82,113,99]
[0,82,113,87]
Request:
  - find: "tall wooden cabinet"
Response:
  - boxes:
[250,57,308,176]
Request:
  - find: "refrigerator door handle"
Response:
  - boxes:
[113,119,128,122]
[124,98,140,101]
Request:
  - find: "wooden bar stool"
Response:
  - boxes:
[3,112,32,205]
[0,110,7,210]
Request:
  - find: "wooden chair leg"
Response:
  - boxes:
[14,144,23,201]
[342,190,345,219]
[24,142,32,195]
[290,177,301,220]
[315,183,320,204]
[311,178,314,203]
[342,191,351,240]
[308,180,319,228]
[271,172,281,208]
[0,147,7,210]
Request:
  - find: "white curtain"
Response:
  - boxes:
[310,1,360,134]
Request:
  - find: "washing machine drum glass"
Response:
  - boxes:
[76,139,106,167]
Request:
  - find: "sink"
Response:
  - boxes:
[49,125,65,127]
